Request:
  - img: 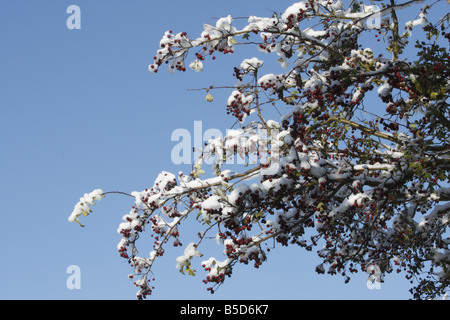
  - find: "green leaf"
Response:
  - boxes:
[409,162,422,171]
[317,202,325,211]
[187,267,196,276]
[430,92,438,100]
[254,211,265,218]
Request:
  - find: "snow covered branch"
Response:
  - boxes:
[69,0,450,300]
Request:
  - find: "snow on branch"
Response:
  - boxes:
[69,0,450,300]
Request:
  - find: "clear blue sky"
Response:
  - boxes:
[0,0,443,300]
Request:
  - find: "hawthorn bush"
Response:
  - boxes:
[69,0,450,300]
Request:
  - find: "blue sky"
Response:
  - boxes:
[0,0,443,300]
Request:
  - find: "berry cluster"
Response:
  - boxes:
[283,7,307,31]
[226,90,253,121]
